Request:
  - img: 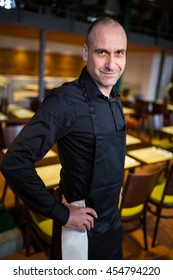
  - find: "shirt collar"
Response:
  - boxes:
[78,66,120,102]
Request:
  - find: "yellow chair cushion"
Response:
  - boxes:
[118,196,144,218]
[120,204,144,217]
[29,211,53,238]
[150,178,173,204]
[152,139,173,150]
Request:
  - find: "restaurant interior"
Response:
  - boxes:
[0,0,173,260]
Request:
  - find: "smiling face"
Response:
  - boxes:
[83,21,127,97]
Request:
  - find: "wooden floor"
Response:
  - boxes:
[0,168,173,261]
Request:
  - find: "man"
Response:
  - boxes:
[1,17,127,259]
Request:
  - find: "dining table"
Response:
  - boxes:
[126,134,142,145]
[0,112,8,122]
[126,133,151,152]
[36,163,61,189]
[167,103,173,112]
[123,107,136,115]
[124,155,141,170]
[160,126,173,138]
[0,103,35,128]
[127,146,173,165]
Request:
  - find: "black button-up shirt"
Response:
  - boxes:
[0,67,126,225]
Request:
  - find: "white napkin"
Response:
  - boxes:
[61,200,88,260]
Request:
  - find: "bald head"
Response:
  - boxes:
[86,17,127,47]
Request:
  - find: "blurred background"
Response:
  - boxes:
[0,1,173,261]
[0,0,173,106]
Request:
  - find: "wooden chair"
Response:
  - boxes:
[147,102,167,142]
[119,169,162,250]
[131,100,167,142]
[148,163,173,247]
[1,124,24,211]
[25,210,53,257]
[25,187,62,259]
[132,99,150,129]
[1,124,24,149]
[126,99,150,134]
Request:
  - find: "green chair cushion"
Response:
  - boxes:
[29,211,53,238]
[150,178,173,204]
[0,200,15,233]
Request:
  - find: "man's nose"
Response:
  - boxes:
[105,55,117,70]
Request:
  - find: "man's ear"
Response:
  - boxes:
[82,44,88,61]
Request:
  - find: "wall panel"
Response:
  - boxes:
[0,48,85,77]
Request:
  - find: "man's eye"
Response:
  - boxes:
[117,50,125,55]
[97,51,106,56]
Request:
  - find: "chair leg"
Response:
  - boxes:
[2,181,20,221]
[14,195,20,221]
[142,213,148,250]
[1,181,8,201]
[152,207,162,247]
[25,219,32,256]
[50,219,62,260]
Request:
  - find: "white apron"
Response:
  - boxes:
[61,200,88,260]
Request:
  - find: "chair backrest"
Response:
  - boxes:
[163,163,173,196]
[147,102,167,130]
[151,102,167,115]
[119,169,162,210]
[133,100,149,115]
[1,124,24,148]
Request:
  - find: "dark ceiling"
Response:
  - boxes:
[13,0,173,40]
[2,0,173,41]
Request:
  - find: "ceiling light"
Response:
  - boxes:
[0,0,16,9]
[87,16,97,22]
